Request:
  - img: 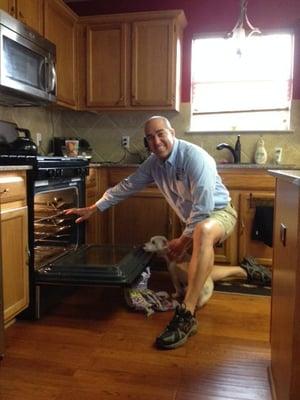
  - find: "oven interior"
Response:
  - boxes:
[34,185,80,270]
[33,182,153,286]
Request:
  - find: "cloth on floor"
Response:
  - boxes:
[124,288,179,317]
[251,205,274,247]
[124,267,179,317]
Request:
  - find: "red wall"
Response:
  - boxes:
[69,0,300,100]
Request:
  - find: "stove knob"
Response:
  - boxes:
[47,169,56,178]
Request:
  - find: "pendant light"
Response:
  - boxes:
[226,0,261,56]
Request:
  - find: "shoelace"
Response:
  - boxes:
[167,310,187,330]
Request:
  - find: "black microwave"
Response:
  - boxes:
[0,10,56,106]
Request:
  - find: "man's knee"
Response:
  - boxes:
[193,219,225,245]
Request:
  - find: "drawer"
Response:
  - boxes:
[0,171,26,204]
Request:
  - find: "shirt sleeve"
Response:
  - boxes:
[182,150,217,237]
[96,160,154,212]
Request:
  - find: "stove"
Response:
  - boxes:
[0,121,153,320]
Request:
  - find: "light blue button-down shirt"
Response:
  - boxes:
[96,138,230,237]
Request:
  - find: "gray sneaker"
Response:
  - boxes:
[155,304,198,349]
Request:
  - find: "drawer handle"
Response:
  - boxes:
[280,223,287,246]
[0,188,9,194]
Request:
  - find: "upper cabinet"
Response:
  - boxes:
[78,10,187,111]
[0,0,43,34]
[44,0,78,108]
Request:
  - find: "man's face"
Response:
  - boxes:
[144,119,175,160]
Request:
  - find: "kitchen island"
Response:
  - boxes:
[268,169,300,400]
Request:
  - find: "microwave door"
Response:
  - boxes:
[0,25,53,102]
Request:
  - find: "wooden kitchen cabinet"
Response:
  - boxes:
[0,0,44,34]
[78,10,186,111]
[106,167,176,246]
[269,170,300,400]
[220,169,276,267]
[238,191,274,266]
[44,0,78,108]
[85,167,100,244]
[85,167,276,267]
[0,171,29,326]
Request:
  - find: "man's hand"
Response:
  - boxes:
[64,204,97,224]
[167,235,192,261]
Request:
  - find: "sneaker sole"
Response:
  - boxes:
[156,324,198,350]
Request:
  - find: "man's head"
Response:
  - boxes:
[144,116,175,160]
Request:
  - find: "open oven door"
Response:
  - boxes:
[35,244,153,286]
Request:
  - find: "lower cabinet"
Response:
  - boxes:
[238,191,274,266]
[0,170,29,326]
[1,206,29,325]
[270,172,300,400]
[86,166,276,267]
[85,167,99,244]
[108,188,174,246]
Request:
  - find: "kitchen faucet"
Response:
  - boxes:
[216,135,241,164]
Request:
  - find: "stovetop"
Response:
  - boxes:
[0,154,89,168]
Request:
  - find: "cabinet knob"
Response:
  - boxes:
[0,188,9,195]
[280,223,287,246]
[18,11,24,21]
[9,6,15,15]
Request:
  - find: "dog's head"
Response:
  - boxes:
[143,235,168,253]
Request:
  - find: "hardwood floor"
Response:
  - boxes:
[0,272,272,400]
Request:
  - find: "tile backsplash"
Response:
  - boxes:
[1,100,300,165]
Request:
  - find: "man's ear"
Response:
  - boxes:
[144,137,149,149]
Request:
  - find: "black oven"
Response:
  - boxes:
[28,158,152,319]
[0,120,153,320]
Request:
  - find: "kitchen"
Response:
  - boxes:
[0,0,300,399]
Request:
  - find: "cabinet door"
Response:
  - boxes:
[214,191,239,265]
[1,206,29,325]
[0,0,10,13]
[44,0,77,108]
[85,167,98,244]
[86,23,128,108]
[270,179,300,400]
[15,0,44,34]
[131,19,175,107]
[239,191,274,266]
[108,188,172,246]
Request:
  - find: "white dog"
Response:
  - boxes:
[143,235,214,308]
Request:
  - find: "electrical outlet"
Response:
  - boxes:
[36,132,42,147]
[122,135,130,149]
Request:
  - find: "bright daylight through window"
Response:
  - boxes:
[191,33,294,132]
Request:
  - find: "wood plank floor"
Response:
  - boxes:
[0,272,272,400]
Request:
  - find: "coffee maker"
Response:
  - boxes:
[52,137,92,157]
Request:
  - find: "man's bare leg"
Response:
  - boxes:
[183,219,225,315]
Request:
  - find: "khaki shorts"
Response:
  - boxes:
[209,202,237,242]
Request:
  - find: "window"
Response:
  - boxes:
[190,32,294,132]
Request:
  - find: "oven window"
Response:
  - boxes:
[34,186,79,269]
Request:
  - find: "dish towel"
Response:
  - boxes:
[251,205,274,247]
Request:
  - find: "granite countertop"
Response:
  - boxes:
[268,169,300,185]
[90,162,299,170]
[0,165,32,171]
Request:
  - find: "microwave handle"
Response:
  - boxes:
[49,62,57,93]
[39,59,46,90]
[44,59,57,93]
